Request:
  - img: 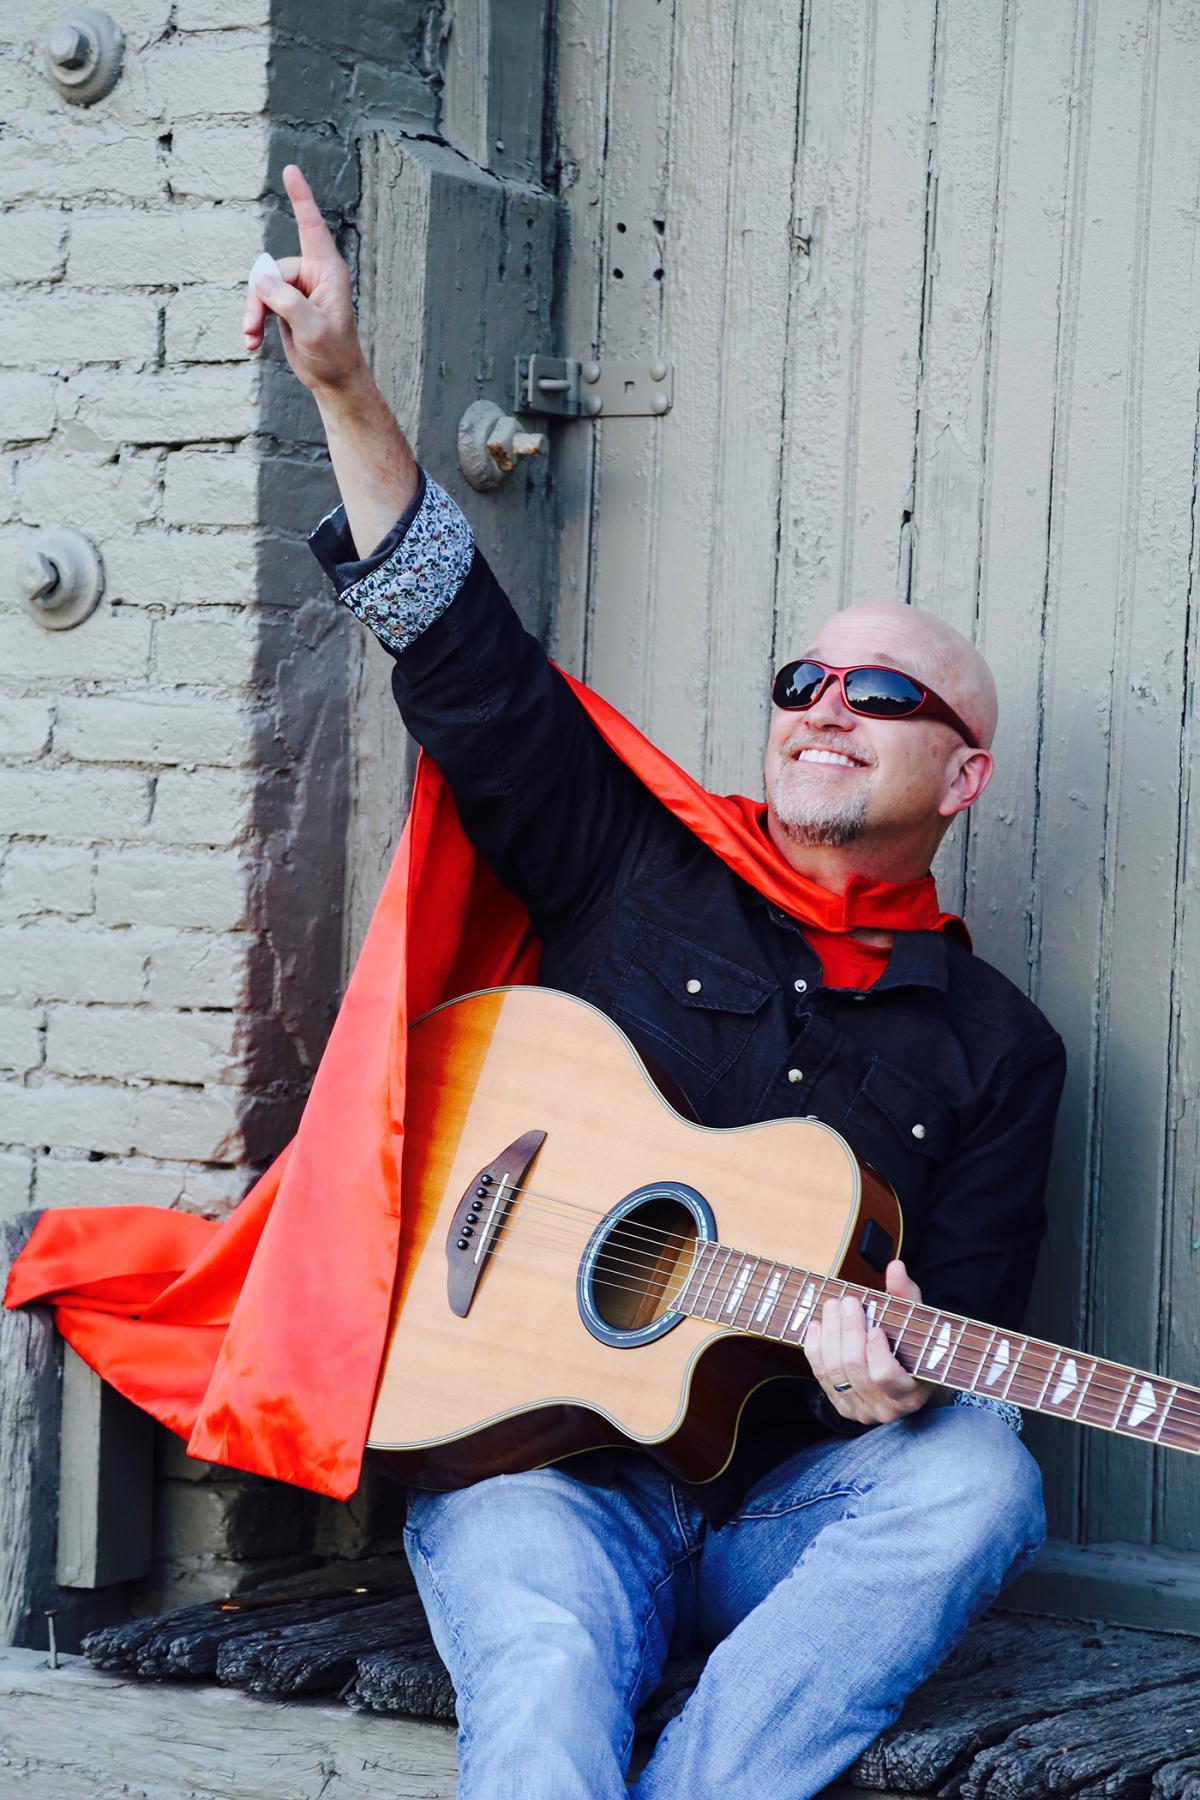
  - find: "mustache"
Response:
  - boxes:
[780,731,877,769]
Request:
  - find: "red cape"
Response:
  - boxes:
[5,676,966,1499]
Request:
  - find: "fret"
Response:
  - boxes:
[1109,1368,1139,1433]
[722,1255,754,1320]
[1033,1349,1089,1417]
[862,1291,895,1337]
[916,1314,963,1378]
[784,1276,821,1339]
[1159,1384,1200,1453]
[969,1324,998,1391]
[753,1264,785,1329]
[1001,1337,1030,1401]
[1116,1372,1175,1441]
[698,1245,733,1320]
[680,1241,712,1316]
[979,1331,1016,1393]
[908,1306,939,1374]
[1153,1385,1178,1445]
[890,1300,920,1373]
[676,1241,709,1314]
[768,1269,807,1340]
[944,1320,989,1391]
[1071,1358,1096,1421]
[734,1258,771,1332]
[1032,1346,1061,1411]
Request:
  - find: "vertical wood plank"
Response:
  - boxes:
[0,1214,60,1648]
[640,0,742,773]
[1163,517,1200,1546]
[1026,0,1167,1546]
[847,0,938,605]
[1097,0,1200,1550]
[547,0,612,678]
[442,0,550,184]
[580,0,676,736]
[959,0,1086,1536]
[777,0,935,658]
[697,3,805,796]
[908,0,1009,919]
[56,1347,153,1590]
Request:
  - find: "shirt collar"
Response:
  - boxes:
[759,895,950,994]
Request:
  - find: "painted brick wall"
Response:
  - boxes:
[0,0,445,1606]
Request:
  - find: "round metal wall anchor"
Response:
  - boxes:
[16,528,104,631]
[458,398,548,493]
[43,8,124,106]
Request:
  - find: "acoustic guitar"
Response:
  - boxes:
[367,986,1199,1488]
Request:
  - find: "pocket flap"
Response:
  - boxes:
[636,924,777,1016]
[857,1059,956,1159]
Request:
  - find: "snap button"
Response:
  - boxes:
[787,1068,804,1084]
[793,978,808,994]
[685,978,702,994]
[911,1123,926,1140]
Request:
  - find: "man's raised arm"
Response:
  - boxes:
[243,164,419,561]
[242,165,662,936]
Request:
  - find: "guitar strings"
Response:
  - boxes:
[476,1199,1200,1426]
[465,1224,1200,1437]
[480,1187,1199,1426]
[458,1216,1200,1432]
[472,1190,1200,1422]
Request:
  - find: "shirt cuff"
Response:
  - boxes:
[308,467,428,594]
[308,470,477,656]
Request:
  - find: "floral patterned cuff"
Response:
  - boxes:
[335,475,476,655]
[952,1390,1023,1434]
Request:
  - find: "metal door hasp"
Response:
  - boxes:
[515,355,673,419]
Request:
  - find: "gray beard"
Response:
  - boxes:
[771,767,870,847]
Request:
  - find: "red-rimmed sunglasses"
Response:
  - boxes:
[771,659,979,749]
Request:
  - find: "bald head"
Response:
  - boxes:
[805,599,998,751]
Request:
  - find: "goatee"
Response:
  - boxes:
[771,770,869,847]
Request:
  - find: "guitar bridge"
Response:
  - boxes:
[445,1130,546,1318]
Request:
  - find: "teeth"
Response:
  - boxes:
[795,749,861,768]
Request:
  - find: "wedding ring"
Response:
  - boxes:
[833,1381,853,1393]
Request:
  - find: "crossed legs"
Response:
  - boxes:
[403,1404,1046,1799]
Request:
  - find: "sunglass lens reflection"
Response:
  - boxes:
[778,662,827,707]
[843,667,926,716]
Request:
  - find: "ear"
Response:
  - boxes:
[938,747,994,819]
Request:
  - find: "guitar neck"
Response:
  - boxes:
[676,1242,1200,1454]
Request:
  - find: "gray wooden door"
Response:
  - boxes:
[551,0,1200,1625]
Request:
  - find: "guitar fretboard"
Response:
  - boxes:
[676,1242,1199,1453]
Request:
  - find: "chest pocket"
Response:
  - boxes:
[611,921,777,1100]
[842,1057,958,1207]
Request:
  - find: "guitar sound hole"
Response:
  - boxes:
[590,1196,697,1334]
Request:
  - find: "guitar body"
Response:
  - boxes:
[367,987,902,1490]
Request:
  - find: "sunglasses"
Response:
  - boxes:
[771,659,979,750]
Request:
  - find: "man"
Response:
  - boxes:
[244,166,1064,1799]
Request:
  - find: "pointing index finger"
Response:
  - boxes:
[282,163,335,260]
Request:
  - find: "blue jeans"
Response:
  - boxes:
[403,1403,1045,1798]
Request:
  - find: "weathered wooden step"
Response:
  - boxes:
[848,1611,1200,1794]
[0,1646,458,1800]
[77,1590,1200,1797]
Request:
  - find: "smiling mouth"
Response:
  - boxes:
[790,747,870,770]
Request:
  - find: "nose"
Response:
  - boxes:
[802,673,857,730]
